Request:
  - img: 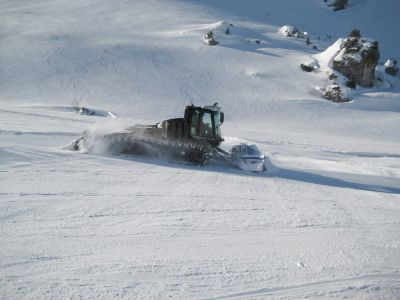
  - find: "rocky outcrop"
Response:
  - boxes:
[332,31,380,87]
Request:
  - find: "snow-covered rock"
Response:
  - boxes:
[321,83,350,102]
[300,60,319,72]
[384,58,399,76]
[332,32,380,87]
[203,30,218,46]
[278,25,305,38]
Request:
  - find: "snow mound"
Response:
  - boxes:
[315,38,343,69]
[209,20,230,35]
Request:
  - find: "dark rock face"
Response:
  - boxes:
[332,35,380,87]
[345,79,356,89]
[300,63,314,72]
[326,0,348,11]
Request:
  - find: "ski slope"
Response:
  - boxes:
[1,0,400,299]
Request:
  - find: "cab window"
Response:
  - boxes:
[191,110,199,136]
[200,112,213,137]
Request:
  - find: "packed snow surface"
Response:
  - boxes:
[1,0,400,299]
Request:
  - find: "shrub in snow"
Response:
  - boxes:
[325,0,348,11]
[384,59,399,76]
[322,84,350,102]
[348,28,361,38]
[332,30,380,87]
[203,30,218,46]
[328,73,338,80]
[279,25,305,39]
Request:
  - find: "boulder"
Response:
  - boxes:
[384,59,399,76]
[203,30,218,46]
[279,25,305,38]
[300,64,314,72]
[322,84,350,103]
[332,31,380,87]
[300,60,319,72]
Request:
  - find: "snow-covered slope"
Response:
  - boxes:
[1,0,399,143]
[1,0,400,299]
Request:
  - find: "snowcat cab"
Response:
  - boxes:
[160,103,224,148]
[185,103,224,147]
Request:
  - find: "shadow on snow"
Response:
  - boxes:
[97,152,400,195]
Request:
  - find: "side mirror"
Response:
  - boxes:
[220,112,224,124]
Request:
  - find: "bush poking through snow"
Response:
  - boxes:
[203,30,218,46]
[304,37,317,49]
[279,25,305,38]
[349,28,361,38]
[322,84,350,102]
[332,30,380,87]
[384,59,399,76]
[328,73,338,81]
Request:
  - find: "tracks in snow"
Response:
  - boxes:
[205,273,400,299]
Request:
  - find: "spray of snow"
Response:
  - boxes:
[73,119,128,155]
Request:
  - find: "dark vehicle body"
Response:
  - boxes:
[71,103,266,171]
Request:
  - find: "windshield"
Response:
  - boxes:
[200,112,213,137]
[214,112,222,137]
[190,109,222,138]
